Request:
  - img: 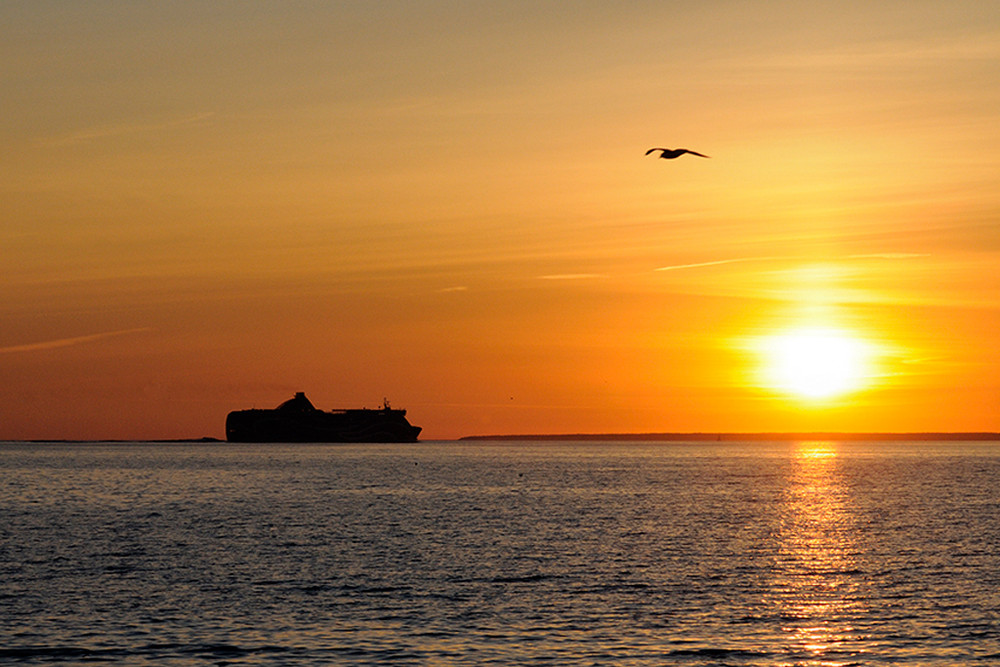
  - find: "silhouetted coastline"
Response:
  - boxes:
[10,438,224,444]
[460,432,1000,442]
[5,432,999,444]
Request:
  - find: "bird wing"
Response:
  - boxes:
[682,150,710,158]
[645,148,666,155]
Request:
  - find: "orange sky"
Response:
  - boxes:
[3,2,999,439]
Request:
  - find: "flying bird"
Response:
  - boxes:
[645,147,710,159]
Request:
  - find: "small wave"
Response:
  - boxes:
[667,646,773,659]
[0,643,305,663]
[141,643,299,661]
[0,646,130,661]
[176,643,293,658]
[490,573,554,583]
[343,584,409,595]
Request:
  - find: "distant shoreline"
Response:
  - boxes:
[3,433,998,444]
[460,432,1000,442]
[3,438,224,444]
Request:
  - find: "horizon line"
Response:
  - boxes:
[4,432,999,444]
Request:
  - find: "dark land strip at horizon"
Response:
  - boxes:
[6,432,1000,444]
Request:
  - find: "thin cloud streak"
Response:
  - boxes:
[655,253,927,273]
[537,274,607,280]
[723,34,1000,73]
[655,257,781,272]
[40,113,216,147]
[0,328,153,355]
[849,253,930,260]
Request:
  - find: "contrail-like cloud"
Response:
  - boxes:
[654,257,780,272]
[0,328,153,354]
[848,253,930,260]
[537,273,607,280]
[41,113,215,147]
[654,253,926,273]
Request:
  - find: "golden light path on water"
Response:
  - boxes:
[772,442,868,665]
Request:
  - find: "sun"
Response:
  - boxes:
[761,327,872,401]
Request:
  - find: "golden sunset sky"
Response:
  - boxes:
[3,1,999,439]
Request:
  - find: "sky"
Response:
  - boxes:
[3,1,999,440]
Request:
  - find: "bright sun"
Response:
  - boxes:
[761,327,872,400]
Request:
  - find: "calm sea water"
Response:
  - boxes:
[2,440,999,665]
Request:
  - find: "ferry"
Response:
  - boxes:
[226,392,421,443]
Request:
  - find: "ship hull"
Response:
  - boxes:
[226,394,421,443]
[226,409,421,443]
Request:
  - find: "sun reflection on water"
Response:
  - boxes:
[771,441,868,665]
[797,442,837,460]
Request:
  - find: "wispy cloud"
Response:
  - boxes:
[0,328,153,355]
[437,286,469,293]
[848,253,930,260]
[654,257,780,272]
[537,273,607,280]
[40,113,215,147]
[723,34,1000,73]
[655,253,927,273]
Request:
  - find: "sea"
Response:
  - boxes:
[2,440,999,666]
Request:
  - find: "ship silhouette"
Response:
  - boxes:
[226,392,421,443]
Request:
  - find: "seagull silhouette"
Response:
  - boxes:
[645,147,710,159]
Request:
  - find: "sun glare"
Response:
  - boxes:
[761,327,873,401]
